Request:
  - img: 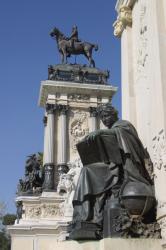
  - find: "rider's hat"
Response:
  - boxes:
[73,25,77,29]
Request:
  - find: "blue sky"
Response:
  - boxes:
[0,0,121,213]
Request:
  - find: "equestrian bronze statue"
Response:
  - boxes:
[50,26,98,67]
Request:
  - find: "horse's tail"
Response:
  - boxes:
[92,44,98,51]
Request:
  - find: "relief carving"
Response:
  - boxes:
[25,206,41,219]
[70,110,89,153]
[24,203,64,219]
[158,201,166,210]
[158,216,166,241]
[119,6,132,26]
[113,19,125,38]
[113,5,132,38]
[135,3,148,81]
[153,130,166,172]
[58,158,83,218]
[42,204,64,217]
[68,94,90,102]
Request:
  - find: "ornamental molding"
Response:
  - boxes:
[68,93,90,102]
[39,81,117,107]
[24,203,64,219]
[113,5,132,38]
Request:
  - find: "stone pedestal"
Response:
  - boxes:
[114,0,166,245]
[7,235,163,250]
[9,64,117,249]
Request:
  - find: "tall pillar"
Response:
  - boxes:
[43,104,56,191]
[114,0,166,245]
[58,105,69,174]
[89,107,98,132]
[113,1,136,125]
[43,115,48,165]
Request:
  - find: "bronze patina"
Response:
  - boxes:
[68,103,160,240]
[50,26,98,67]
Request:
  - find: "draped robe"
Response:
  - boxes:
[72,120,152,225]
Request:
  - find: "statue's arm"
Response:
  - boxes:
[84,128,113,143]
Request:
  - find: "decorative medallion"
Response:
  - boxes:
[70,110,89,153]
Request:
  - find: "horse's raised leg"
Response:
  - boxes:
[61,48,68,64]
[84,51,95,68]
[90,58,95,68]
[61,53,64,64]
[65,54,68,64]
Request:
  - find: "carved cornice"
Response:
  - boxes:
[39,81,117,108]
[113,5,132,38]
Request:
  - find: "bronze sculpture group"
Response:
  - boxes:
[69,103,159,240]
[16,26,160,240]
[17,153,43,195]
[50,26,98,67]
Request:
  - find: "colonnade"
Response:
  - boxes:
[42,104,98,191]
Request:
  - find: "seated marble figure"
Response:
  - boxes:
[69,103,156,240]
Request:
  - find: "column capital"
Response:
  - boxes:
[89,107,98,117]
[46,103,58,114]
[115,0,136,12]
[58,104,69,115]
[113,0,136,38]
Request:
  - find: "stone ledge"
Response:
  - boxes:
[38,81,117,107]
[8,222,68,234]
[9,236,163,250]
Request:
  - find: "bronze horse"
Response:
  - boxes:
[50,27,98,67]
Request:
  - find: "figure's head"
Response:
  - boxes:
[98,103,119,128]
[50,27,59,37]
[72,25,77,30]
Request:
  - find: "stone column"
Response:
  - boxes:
[114,0,166,246]
[43,115,48,165]
[43,104,56,191]
[113,1,136,125]
[89,107,98,132]
[58,105,69,175]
